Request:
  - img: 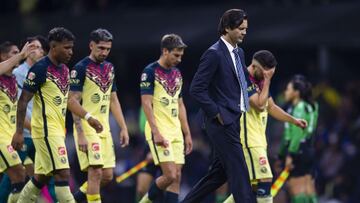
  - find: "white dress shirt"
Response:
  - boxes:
[220,37,246,112]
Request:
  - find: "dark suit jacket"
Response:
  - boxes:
[190,39,247,125]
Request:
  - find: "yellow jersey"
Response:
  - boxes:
[70,57,117,137]
[140,62,183,139]
[240,74,269,148]
[23,56,69,138]
[0,75,18,142]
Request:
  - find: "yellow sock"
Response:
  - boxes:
[7,192,20,203]
[17,180,41,203]
[87,194,101,203]
[55,185,75,203]
[80,182,88,193]
[139,193,152,203]
[223,195,235,203]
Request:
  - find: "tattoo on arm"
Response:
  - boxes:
[16,91,34,133]
[70,91,84,134]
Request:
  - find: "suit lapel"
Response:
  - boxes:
[218,39,240,85]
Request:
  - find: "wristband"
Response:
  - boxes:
[84,112,92,121]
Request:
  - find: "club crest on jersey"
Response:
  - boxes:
[92,143,100,151]
[27,72,36,80]
[58,147,66,156]
[259,156,267,165]
[7,145,14,153]
[163,150,170,156]
[60,157,67,164]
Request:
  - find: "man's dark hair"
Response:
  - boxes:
[218,9,247,35]
[48,27,75,43]
[253,50,277,69]
[0,41,16,55]
[160,34,187,52]
[90,28,113,43]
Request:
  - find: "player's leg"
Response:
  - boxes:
[0,143,26,203]
[288,176,307,203]
[74,134,105,203]
[136,171,154,201]
[140,139,177,203]
[305,175,317,203]
[164,164,182,203]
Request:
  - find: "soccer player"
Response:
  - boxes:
[68,28,129,203]
[11,27,86,203]
[0,41,35,203]
[139,34,193,203]
[279,75,319,203]
[223,50,307,203]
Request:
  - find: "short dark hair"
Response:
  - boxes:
[218,9,247,35]
[160,34,187,52]
[48,27,75,43]
[290,74,315,107]
[0,41,16,55]
[90,28,113,43]
[253,50,277,69]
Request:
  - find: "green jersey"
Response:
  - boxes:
[279,100,319,156]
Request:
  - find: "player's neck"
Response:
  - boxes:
[26,58,35,67]
[48,54,61,66]
[222,35,237,48]
[157,58,171,69]
[89,55,100,64]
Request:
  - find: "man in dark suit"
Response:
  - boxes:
[182,9,255,203]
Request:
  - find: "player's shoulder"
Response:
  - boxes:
[74,57,91,69]
[142,61,158,73]
[29,56,50,75]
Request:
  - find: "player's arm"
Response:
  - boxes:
[178,98,193,155]
[0,42,35,75]
[141,95,168,148]
[267,97,307,128]
[12,90,34,150]
[110,92,129,147]
[249,68,275,112]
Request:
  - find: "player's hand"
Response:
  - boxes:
[153,132,169,148]
[184,134,193,155]
[263,67,275,81]
[285,155,294,170]
[294,118,307,129]
[20,42,36,59]
[77,132,88,152]
[215,113,224,125]
[11,131,24,151]
[119,129,129,148]
[87,117,103,133]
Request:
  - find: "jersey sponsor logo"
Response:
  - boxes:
[0,75,18,103]
[140,82,151,88]
[141,73,147,81]
[53,96,62,106]
[86,63,113,93]
[2,104,10,114]
[160,97,169,106]
[100,105,107,113]
[171,109,178,117]
[92,143,100,151]
[58,147,66,156]
[91,93,101,103]
[10,115,15,124]
[154,68,182,97]
[47,65,70,96]
[259,156,267,165]
[7,145,14,153]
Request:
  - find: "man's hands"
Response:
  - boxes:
[87,117,103,133]
[285,155,294,170]
[11,131,24,151]
[77,132,88,152]
[119,128,129,148]
[184,133,193,155]
[20,42,37,59]
[293,118,307,129]
[263,67,275,81]
[153,131,169,148]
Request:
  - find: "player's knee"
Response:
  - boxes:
[163,170,177,185]
[54,169,71,182]
[9,164,26,182]
[175,169,181,182]
[101,172,113,185]
[89,167,102,182]
[257,181,272,197]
